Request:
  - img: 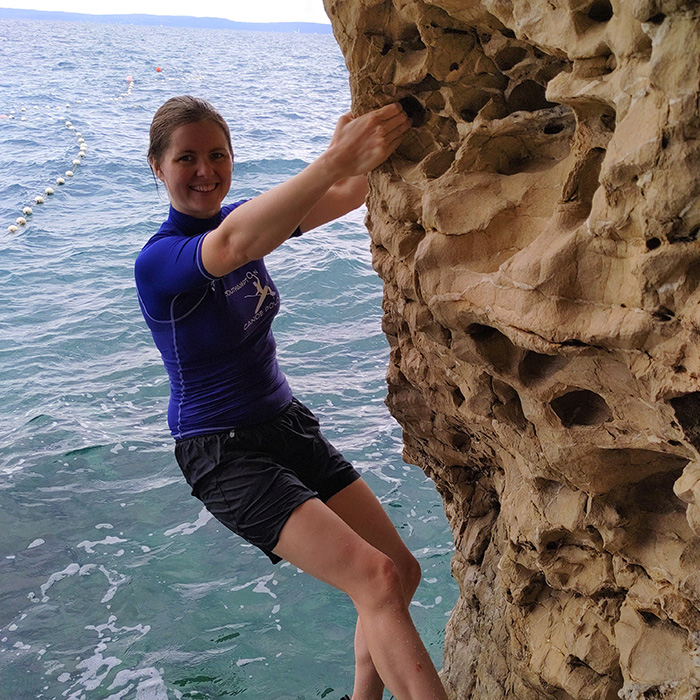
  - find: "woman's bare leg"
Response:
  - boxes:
[273,491,448,700]
[326,479,422,700]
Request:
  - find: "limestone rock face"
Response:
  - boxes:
[323,0,700,697]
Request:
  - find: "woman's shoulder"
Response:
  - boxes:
[221,198,249,220]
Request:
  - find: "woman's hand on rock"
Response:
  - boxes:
[324,103,411,178]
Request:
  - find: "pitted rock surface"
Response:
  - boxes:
[324,1,700,697]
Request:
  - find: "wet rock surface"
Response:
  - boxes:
[324,0,700,697]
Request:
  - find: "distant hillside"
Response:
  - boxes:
[0,7,333,33]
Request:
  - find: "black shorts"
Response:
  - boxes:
[174,398,361,563]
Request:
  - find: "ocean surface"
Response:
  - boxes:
[0,20,457,700]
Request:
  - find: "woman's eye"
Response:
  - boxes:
[211,152,225,160]
[178,155,193,162]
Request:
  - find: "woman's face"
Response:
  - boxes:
[152,120,232,219]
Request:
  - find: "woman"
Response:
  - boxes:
[135,95,448,700]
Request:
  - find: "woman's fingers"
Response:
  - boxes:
[327,102,412,176]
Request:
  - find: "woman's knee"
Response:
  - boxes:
[401,551,422,598]
[351,550,404,609]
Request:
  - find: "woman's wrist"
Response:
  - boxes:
[314,146,355,185]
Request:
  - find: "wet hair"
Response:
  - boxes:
[147,95,232,168]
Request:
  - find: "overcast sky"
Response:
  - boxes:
[3,0,331,23]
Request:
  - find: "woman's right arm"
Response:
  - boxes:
[200,103,410,278]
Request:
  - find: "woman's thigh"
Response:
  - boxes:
[272,479,419,599]
[326,479,421,594]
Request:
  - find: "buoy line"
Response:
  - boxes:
[4,112,93,235]
[3,67,204,236]
[3,76,138,235]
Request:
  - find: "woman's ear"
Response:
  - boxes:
[149,159,165,183]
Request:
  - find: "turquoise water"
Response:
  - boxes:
[0,20,457,700]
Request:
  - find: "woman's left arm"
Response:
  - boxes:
[299,175,369,232]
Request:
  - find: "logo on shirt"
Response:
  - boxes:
[223,269,277,332]
[246,274,276,314]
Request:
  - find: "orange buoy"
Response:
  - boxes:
[156,67,162,72]
[126,75,133,82]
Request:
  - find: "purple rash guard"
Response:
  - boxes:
[135,201,299,439]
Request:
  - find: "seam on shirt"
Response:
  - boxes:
[195,234,218,281]
[170,295,186,439]
[138,287,211,324]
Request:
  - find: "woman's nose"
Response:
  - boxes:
[195,159,213,176]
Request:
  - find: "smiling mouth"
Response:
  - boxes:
[190,183,218,193]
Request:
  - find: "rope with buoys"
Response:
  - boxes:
[4,65,204,236]
[3,76,136,235]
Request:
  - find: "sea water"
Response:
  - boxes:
[0,20,457,700]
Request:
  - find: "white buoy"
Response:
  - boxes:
[23,207,33,215]
[16,217,26,225]
[8,225,18,233]
[76,151,84,159]
[35,196,44,204]
[76,132,82,138]
[56,178,65,185]
[65,171,74,177]
[45,187,54,195]
[73,159,80,166]
[21,106,26,112]
[65,120,72,126]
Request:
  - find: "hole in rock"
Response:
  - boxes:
[466,324,518,373]
[550,389,612,427]
[452,386,466,408]
[442,26,472,37]
[576,449,688,496]
[457,88,497,123]
[449,62,459,71]
[652,307,675,322]
[381,42,392,55]
[647,13,666,24]
[414,74,441,93]
[466,324,500,342]
[646,237,661,250]
[494,46,528,71]
[634,470,688,513]
[519,351,569,384]
[567,655,591,669]
[639,609,662,626]
[601,111,616,130]
[451,432,470,450]
[669,392,700,451]
[398,95,427,127]
[505,80,557,114]
[587,0,613,23]
[492,379,530,430]
[560,338,590,348]
[544,122,566,135]
[668,223,700,244]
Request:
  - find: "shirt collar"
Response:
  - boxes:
[168,205,221,236]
